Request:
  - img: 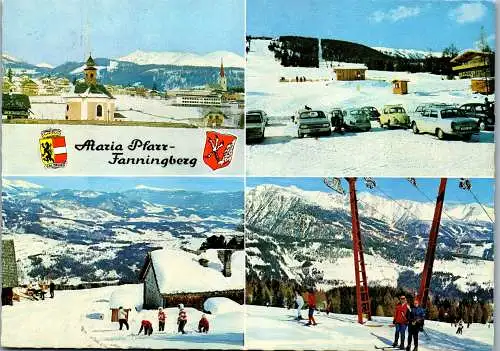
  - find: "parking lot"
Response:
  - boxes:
[246,120,494,177]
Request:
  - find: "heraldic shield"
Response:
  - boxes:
[39,129,67,168]
[203,131,237,171]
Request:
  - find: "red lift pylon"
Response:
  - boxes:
[418,178,447,308]
[347,178,372,324]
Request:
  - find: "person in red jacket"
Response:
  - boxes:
[392,295,410,349]
[198,314,210,333]
[306,289,317,326]
[158,307,166,332]
[177,304,188,334]
[138,320,153,336]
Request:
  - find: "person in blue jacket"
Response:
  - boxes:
[406,297,425,351]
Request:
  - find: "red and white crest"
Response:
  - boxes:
[39,129,67,168]
[202,131,237,171]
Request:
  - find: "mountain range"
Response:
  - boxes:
[2,179,244,285]
[245,184,494,298]
[2,51,245,90]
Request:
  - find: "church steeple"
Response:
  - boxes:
[84,54,97,85]
[218,58,227,92]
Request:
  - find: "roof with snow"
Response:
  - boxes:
[450,50,492,64]
[67,81,114,99]
[109,284,143,309]
[140,248,244,295]
[333,64,368,70]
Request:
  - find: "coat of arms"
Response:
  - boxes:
[39,129,67,168]
[203,131,237,171]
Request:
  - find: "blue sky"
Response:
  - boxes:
[4,0,245,66]
[248,0,496,52]
[246,177,495,206]
[5,177,244,193]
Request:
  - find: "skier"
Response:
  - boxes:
[304,105,312,111]
[456,319,464,335]
[177,303,188,334]
[198,314,210,333]
[392,295,410,350]
[295,291,304,320]
[138,319,153,336]
[306,289,317,326]
[49,281,55,299]
[406,298,425,351]
[158,307,166,332]
[118,306,129,331]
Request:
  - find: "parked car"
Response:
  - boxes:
[246,111,265,142]
[411,106,479,140]
[342,108,371,132]
[459,103,495,130]
[379,104,410,128]
[247,109,269,125]
[329,108,344,132]
[295,109,331,138]
[361,106,380,121]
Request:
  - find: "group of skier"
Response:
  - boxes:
[391,295,425,351]
[117,303,210,336]
[293,289,317,326]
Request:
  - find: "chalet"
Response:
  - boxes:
[392,79,409,95]
[334,65,367,81]
[139,248,244,310]
[64,55,116,121]
[450,50,493,78]
[2,93,31,119]
[21,79,39,96]
[2,240,18,305]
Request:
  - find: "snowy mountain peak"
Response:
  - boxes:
[3,179,43,190]
[372,46,442,59]
[135,184,169,192]
[35,62,55,69]
[118,50,245,68]
[2,53,21,63]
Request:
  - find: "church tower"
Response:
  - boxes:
[218,58,227,92]
[83,54,97,85]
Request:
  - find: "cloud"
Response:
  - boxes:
[448,3,487,24]
[370,6,421,23]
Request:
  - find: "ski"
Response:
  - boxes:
[374,346,398,350]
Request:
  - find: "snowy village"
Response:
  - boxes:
[1,177,245,348]
[245,1,495,177]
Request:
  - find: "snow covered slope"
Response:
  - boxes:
[372,47,441,59]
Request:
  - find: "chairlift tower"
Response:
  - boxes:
[418,178,447,308]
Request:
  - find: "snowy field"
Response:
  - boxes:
[1,285,244,349]
[246,39,495,177]
[245,306,494,351]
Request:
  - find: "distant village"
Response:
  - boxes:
[2,55,244,128]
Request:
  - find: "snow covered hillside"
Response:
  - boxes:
[245,184,494,295]
[2,180,244,284]
[245,306,493,350]
[372,47,442,60]
[245,39,494,177]
[2,284,243,349]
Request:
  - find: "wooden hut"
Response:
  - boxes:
[2,240,18,305]
[471,78,495,94]
[108,285,142,322]
[392,80,409,95]
[333,66,367,81]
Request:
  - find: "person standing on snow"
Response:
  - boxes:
[49,281,55,299]
[138,319,153,336]
[295,291,304,320]
[456,319,464,334]
[177,304,188,334]
[406,298,425,351]
[306,289,317,326]
[198,314,210,333]
[158,307,166,332]
[118,306,129,331]
[392,295,410,350]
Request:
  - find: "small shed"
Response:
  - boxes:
[334,66,367,81]
[109,285,142,322]
[392,80,409,95]
[471,78,495,95]
[2,240,18,306]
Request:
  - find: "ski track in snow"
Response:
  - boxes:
[245,306,493,350]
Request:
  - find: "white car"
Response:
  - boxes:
[411,106,479,140]
[246,112,265,142]
[247,109,269,125]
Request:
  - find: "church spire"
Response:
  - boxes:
[220,58,225,78]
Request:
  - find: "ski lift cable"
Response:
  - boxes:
[468,190,494,224]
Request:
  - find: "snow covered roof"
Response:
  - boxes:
[450,50,492,63]
[146,249,244,295]
[334,64,367,70]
